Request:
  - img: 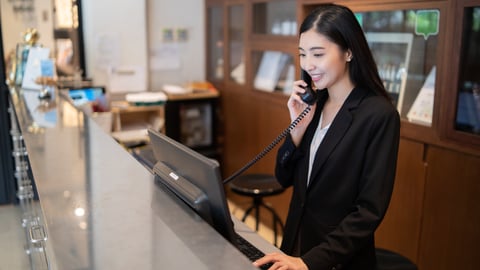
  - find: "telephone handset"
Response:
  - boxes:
[299,69,317,105]
[223,69,315,184]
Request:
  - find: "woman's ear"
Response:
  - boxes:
[346,49,353,62]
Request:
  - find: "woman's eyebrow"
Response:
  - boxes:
[298,46,326,51]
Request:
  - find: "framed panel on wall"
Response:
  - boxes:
[364,32,413,115]
[444,1,480,148]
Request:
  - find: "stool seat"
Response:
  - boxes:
[376,248,417,270]
[229,174,285,247]
[229,174,285,197]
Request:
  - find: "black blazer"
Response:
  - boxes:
[276,87,400,270]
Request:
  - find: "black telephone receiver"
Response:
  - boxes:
[223,69,316,184]
[299,69,317,105]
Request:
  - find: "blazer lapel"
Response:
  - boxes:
[297,90,327,196]
[307,87,368,190]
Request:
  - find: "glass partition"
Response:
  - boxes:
[206,5,224,81]
[252,0,296,36]
[455,6,480,135]
[356,9,440,126]
[252,50,294,95]
[228,5,245,84]
[53,0,85,77]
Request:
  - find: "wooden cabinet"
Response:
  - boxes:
[375,138,427,264]
[163,91,221,158]
[442,0,480,147]
[206,1,480,269]
[419,146,480,270]
[206,0,296,178]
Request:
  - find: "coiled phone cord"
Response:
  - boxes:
[223,105,312,184]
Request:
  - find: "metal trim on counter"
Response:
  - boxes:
[8,88,49,270]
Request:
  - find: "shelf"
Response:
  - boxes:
[110,104,165,134]
[206,4,224,82]
[252,50,295,95]
[228,4,245,85]
[252,0,297,36]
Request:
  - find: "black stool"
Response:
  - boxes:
[229,174,285,246]
[376,248,417,270]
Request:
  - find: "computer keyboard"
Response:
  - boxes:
[234,233,273,270]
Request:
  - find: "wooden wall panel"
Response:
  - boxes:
[418,146,480,270]
[375,138,426,264]
[221,86,290,177]
[222,87,293,231]
[253,99,290,172]
[221,88,258,178]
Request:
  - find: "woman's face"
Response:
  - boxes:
[299,29,351,91]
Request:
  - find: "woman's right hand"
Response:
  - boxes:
[288,80,316,146]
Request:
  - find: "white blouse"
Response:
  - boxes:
[307,113,330,186]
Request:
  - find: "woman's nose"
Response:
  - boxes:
[302,58,315,71]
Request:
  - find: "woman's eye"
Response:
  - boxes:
[314,53,324,57]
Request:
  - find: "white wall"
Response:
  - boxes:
[82,0,148,89]
[82,0,205,92]
[146,0,206,89]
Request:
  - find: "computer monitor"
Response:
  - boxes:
[148,129,237,242]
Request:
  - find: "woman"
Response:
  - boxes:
[254,4,400,270]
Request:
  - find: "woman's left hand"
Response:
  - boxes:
[253,252,308,270]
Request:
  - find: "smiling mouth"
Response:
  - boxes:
[311,74,323,81]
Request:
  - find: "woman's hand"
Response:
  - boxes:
[253,252,308,270]
[288,80,316,146]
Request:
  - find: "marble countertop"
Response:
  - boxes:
[9,88,269,269]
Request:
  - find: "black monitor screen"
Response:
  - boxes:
[148,129,236,242]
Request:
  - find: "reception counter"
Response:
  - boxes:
[8,88,277,269]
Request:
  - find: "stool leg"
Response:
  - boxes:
[260,202,285,230]
[259,201,285,247]
[240,197,285,247]
[254,197,261,232]
[241,198,262,232]
[255,204,260,231]
[241,205,255,222]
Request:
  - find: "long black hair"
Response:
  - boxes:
[300,4,390,100]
